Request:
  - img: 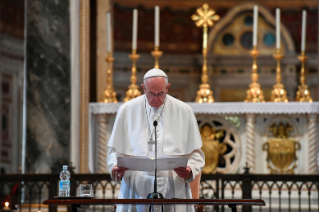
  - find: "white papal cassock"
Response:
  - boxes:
[107,94,205,212]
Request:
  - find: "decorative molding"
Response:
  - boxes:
[196,115,242,173]
[307,114,318,174]
[245,114,256,172]
[97,114,108,173]
[90,102,319,115]
[113,0,319,10]
[207,3,295,54]
[0,34,24,58]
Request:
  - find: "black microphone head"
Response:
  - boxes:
[153,120,158,126]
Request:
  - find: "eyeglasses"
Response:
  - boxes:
[145,91,166,98]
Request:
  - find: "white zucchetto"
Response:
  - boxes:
[143,68,167,80]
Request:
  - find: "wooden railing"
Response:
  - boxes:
[0,173,318,212]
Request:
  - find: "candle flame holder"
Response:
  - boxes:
[100,52,118,103]
[245,46,265,102]
[124,49,141,102]
[295,51,312,102]
[151,46,163,69]
[270,49,288,102]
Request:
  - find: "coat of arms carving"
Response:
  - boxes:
[262,122,300,174]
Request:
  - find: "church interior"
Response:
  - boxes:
[0,0,318,211]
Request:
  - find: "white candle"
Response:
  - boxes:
[155,6,160,47]
[252,5,258,46]
[107,12,112,53]
[301,10,307,51]
[276,8,280,49]
[132,9,138,50]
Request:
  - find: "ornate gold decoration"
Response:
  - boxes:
[295,51,312,102]
[262,122,301,174]
[124,49,141,102]
[100,53,118,103]
[200,125,227,173]
[192,3,220,103]
[151,46,163,69]
[270,49,288,102]
[245,46,265,102]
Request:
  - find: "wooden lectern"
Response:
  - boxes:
[43,198,265,212]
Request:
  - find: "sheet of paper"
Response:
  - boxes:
[117,156,188,172]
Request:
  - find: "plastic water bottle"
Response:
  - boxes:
[59,165,70,197]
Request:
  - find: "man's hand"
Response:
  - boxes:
[112,166,129,178]
[173,166,192,179]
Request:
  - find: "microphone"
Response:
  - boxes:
[147,120,164,211]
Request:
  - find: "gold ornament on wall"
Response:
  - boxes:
[192,3,220,103]
[270,49,288,102]
[124,49,141,102]
[295,51,312,102]
[200,125,227,173]
[262,122,300,174]
[100,53,118,103]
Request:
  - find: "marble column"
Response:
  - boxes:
[245,114,256,173]
[307,114,318,174]
[80,0,90,173]
[70,0,81,174]
[25,0,70,173]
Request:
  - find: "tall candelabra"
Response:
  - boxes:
[124,49,141,102]
[295,51,312,102]
[245,46,265,102]
[151,46,163,69]
[270,49,288,102]
[192,3,219,103]
[100,53,118,103]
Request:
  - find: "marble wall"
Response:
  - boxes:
[25,0,70,173]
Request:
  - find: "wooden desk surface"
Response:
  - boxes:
[43,198,265,206]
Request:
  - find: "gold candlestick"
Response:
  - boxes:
[100,52,118,103]
[245,46,265,102]
[295,51,312,102]
[270,49,288,102]
[124,49,141,102]
[151,46,163,69]
[192,3,219,103]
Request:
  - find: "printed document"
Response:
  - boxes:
[117,156,188,172]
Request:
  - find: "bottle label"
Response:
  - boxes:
[59,181,70,191]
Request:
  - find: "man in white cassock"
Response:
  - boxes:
[107,68,205,212]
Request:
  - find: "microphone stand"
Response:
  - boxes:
[147,120,164,212]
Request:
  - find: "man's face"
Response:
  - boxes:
[141,77,171,108]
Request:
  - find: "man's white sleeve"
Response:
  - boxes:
[185,149,205,182]
[107,147,118,179]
